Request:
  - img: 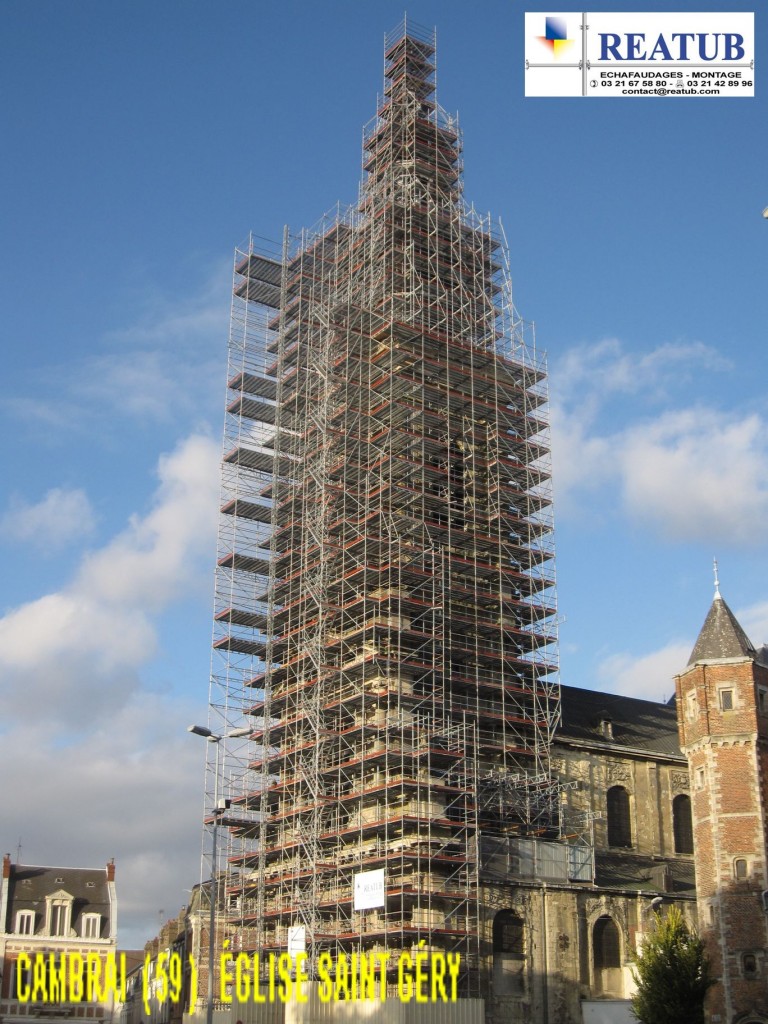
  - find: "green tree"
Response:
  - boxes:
[631,906,714,1024]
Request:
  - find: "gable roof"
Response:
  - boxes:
[688,593,756,666]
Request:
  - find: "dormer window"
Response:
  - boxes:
[82,913,101,939]
[15,910,35,935]
[51,904,68,936]
[598,715,614,740]
[45,890,74,938]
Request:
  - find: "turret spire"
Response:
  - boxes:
[688,583,756,666]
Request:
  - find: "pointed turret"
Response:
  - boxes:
[687,591,756,666]
[674,577,768,1022]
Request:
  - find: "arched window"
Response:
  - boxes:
[493,910,525,995]
[594,917,621,970]
[607,786,632,848]
[493,910,524,958]
[593,916,622,995]
[673,794,694,854]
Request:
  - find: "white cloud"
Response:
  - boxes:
[592,596,768,707]
[0,692,206,948]
[0,432,221,945]
[0,434,219,727]
[1,487,96,550]
[77,434,220,610]
[550,404,612,509]
[2,263,230,436]
[735,599,768,650]
[104,283,228,348]
[618,410,768,543]
[77,268,230,426]
[75,346,223,425]
[596,641,692,703]
[553,338,730,404]
[551,339,768,544]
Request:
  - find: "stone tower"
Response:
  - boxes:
[675,584,768,1023]
[205,18,559,1009]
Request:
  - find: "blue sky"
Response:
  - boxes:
[2,0,766,946]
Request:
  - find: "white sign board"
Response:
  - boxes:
[525,12,754,97]
[353,868,385,910]
[287,925,306,954]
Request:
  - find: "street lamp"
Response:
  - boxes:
[188,724,251,1024]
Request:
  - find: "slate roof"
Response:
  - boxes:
[4,865,111,938]
[558,684,682,758]
[688,593,757,666]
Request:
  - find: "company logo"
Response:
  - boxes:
[538,16,575,58]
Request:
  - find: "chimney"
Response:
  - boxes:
[3,854,11,879]
[106,859,115,882]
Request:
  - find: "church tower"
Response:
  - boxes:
[204,19,559,1010]
[675,579,768,1023]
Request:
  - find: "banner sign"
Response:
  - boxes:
[525,12,754,96]
[287,925,306,954]
[353,868,385,910]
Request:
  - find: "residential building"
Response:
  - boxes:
[0,856,118,1023]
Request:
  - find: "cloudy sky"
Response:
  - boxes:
[2,0,766,947]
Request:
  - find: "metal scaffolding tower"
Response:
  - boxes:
[204,18,559,1003]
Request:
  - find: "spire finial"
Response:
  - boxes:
[713,557,721,599]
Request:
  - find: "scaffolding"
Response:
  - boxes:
[204,19,560,1003]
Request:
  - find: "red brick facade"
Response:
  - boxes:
[676,601,768,1024]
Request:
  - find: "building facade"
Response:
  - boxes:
[0,856,118,1023]
[480,683,697,1024]
[195,591,768,1024]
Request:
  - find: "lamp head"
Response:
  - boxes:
[188,725,214,738]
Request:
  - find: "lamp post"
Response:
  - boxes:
[188,724,251,1024]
